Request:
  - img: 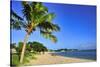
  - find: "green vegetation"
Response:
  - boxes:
[54,49,68,52]
[11,41,48,66]
[11,53,19,66]
[11,53,35,66]
[10,43,16,49]
[11,1,60,63]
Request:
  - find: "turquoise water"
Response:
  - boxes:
[51,51,96,60]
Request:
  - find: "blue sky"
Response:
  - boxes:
[11,1,96,50]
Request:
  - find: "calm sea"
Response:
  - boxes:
[51,51,96,60]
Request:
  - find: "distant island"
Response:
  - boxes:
[48,49,96,52]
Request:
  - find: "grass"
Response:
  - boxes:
[11,52,37,66]
[11,53,19,66]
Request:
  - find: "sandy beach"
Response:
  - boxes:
[24,52,95,66]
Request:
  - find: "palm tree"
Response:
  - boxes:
[11,1,60,63]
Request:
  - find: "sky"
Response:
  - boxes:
[11,1,96,50]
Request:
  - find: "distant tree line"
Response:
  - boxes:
[48,48,78,52]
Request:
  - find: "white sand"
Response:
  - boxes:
[24,52,95,65]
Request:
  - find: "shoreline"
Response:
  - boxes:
[24,52,95,66]
[48,52,96,61]
[49,52,95,61]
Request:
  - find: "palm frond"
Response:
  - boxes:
[11,10,22,30]
[38,21,60,32]
[10,20,21,30]
[22,1,33,22]
[11,10,28,30]
[11,10,23,21]
[32,2,48,13]
[37,13,55,24]
[49,34,57,43]
[40,30,57,43]
[51,24,60,31]
[45,13,56,22]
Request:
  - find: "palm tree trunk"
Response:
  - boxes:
[20,33,30,63]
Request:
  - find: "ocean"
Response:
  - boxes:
[51,51,96,60]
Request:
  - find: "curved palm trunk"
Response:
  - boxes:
[20,33,30,63]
